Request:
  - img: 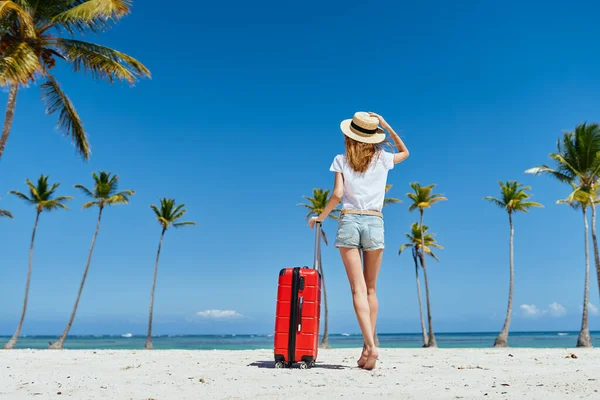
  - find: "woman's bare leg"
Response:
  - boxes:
[339,247,378,370]
[364,249,383,335]
[357,249,383,367]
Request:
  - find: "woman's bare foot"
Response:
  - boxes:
[357,344,369,367]
[363,347,379,370]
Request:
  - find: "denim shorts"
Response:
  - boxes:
[334,214,385,251]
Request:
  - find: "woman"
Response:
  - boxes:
[309,111,409,370]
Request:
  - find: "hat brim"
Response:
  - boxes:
[340,119,386,144]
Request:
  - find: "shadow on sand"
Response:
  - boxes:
[248,361,347,370]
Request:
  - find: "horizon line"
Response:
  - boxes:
[1,329,598,337]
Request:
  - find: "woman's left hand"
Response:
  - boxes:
[368,112,388,128]
[308,216,320,229]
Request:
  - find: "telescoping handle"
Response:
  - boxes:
[313,221,322,271]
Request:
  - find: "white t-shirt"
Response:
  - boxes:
[329,151,395,212]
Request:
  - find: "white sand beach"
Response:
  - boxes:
[1,348,599,399]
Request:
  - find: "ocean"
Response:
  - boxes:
[1,331,598,350]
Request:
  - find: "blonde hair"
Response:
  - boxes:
[344,136,390,173]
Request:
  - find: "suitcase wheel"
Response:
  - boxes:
[274,361,285,369]
[299,362,308,369]
[309,361,316,368]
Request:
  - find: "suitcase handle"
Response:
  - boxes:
[313,221,322,271]
[297,297,303,332]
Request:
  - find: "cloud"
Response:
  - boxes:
[548,302,567,317]
[582,303,599,317]
[520,304,543,318]
[520,303,567,318]
[577,303,599,316]
[195,310,243,319]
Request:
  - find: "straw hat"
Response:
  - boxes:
[340,112,386,144]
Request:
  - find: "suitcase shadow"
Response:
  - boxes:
[248,361,347,370]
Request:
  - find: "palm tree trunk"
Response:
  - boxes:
[418,209,437,347]
[420,254,437,347]
[4,211,40,349]
[577,207,592,348]
[145,228,166,350]
[588,198,600,304]
[319,262,331,349]
[0,84,19,161]
[494,212,515,347]
[50,207,104,349]
[413,249,428,347]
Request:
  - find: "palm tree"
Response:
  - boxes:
[406,182,447,347]
[526,123,600,302]
[384,184,402,206]
[399,222,443,347]
[298,188,340,348]
[484,181,542,347]
[0,0,150,161]
[49,171,133,349]
[4,175,71,349]
[145,198,195,350]
[557,185,597,347]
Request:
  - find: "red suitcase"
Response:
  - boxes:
[273,222,322,369]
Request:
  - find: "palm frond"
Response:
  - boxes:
[74,184,94,198]
[8,0,32,8]
[9,190,32,203]
[25,178,39,199]
[57,39,151,84]
[398,243,412,254]
[41,75,90,159]
[429,197,447,204]
[53,195,72,202]
[173,221,196,228]
[0,1,35,36]
[483,196,505,208]
[383,197,402,206]
[549,153,582,179]
[328,212,340,221]
[428,250,440,262]
[524,165,572,182]
[383,184,402,207]
[320,229,328,246]
[50,0,131,33]
[518,201,543,210]
[82,200,99,209]
[105,190,134,205]
[0,209,13,218]
[557,183,600,210]
[170,204,186,220]
[150,204,161,218]
[41,197,72,211]
[47,182,61,196]
[171,210,186,221]
[0,42,41,85]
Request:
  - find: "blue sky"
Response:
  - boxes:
[1,0,600,336]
